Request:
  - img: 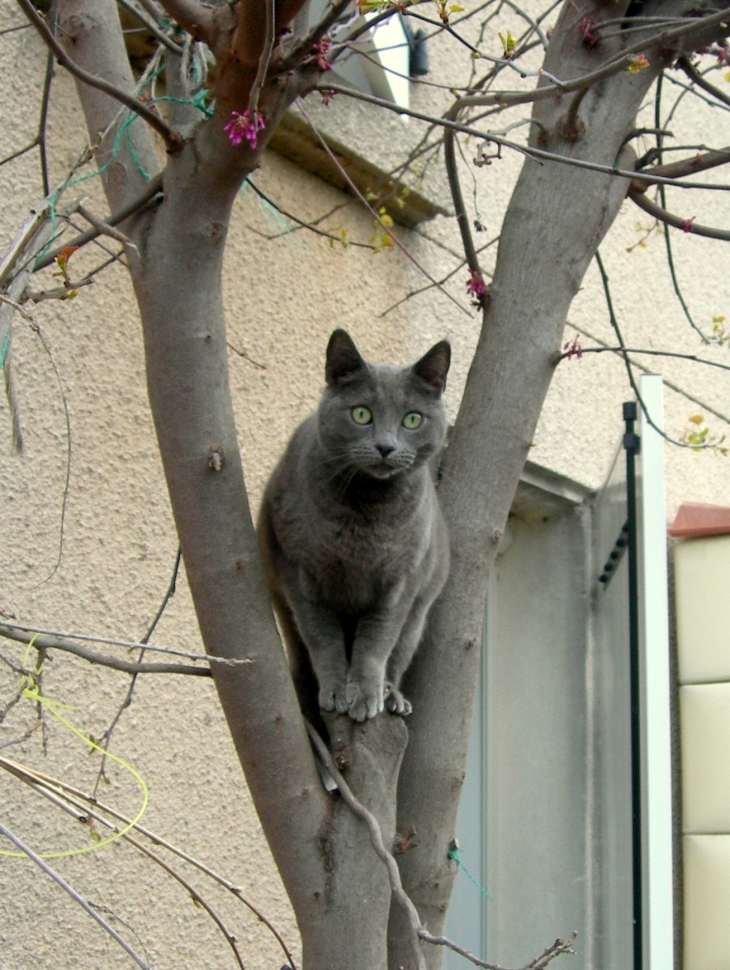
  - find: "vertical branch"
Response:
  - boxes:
[248,0,276,119]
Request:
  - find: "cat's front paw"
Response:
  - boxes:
[318,681,349,714]
[345,677,384,722]
[384,684,412,716]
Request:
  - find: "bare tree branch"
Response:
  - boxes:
[0,756,299,969]
[315,83,730,191]
[77,203,137,250]
[0,620,257,666]
[629,188,730,241]
[454,6,730,111]
[567,323,730,427]
[678,54,730,108]
[248,0,276,119]
[298,103,472,317]
[116,0,183,53]
[92,547,181,792]
[0,624,213,676]
[633,144,730,188]
[557,342,730,372]
[419,932,576,970]
[17,0,181,151]
[36,174,163,270]
[152,0,213,42]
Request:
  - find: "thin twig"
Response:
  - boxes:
[116,0,183,53]
[0,756,298,970]
[93,548,182,792]
[226,341,267,369]
[27,322,71,588]
[629,189,730,241]
[557,344,730,372]
[679,55,730,109]
[315,83,730,192]
[654,75,709,343]
[298,103,472,318]
[77,204,137,250]
[37,35,55,197]
[0,624,212,676]
[42,785,246,970]
[248,0,276,119]
[16,0,181,151]
[594,250,705,448]
[0,820,152,970]
[419,930,576,970]
[0,22,30,36]
[443,117,481,293]
[0,620,252,665]
[244,177,374,250]
[0,142,37,169]
[36,174,163,270]
[379,236,499,318]
[566,323,730,428]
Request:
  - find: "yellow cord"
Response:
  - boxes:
[1,635,148,859]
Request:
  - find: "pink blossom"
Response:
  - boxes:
[578,17,598,48]
[466,269,486,298]
[320,89,336,106]
[224,109,265,150]
[680,217,695,234]
[563,335,583,360]
[313,37,333,72]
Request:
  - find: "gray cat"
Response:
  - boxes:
[258,329,451,722]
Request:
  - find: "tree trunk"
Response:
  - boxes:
[389,0,717,962]
[50,1,727,967]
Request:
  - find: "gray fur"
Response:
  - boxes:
[258,330,451,722]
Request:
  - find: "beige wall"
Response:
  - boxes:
[1,4,730,967]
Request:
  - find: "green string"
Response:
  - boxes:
[448,847,493,901]
[0,329,9,370]
[34,70,212,266]
[241,178,304,248]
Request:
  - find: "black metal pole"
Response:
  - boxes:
[623,401,643,970]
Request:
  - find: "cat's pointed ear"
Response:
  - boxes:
[412,341,451,393]
[326,329,365,385]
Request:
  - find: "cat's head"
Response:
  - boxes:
[317,329,450,480]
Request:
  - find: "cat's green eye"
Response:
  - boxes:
[402,412,422,430]
[351,406,373,425]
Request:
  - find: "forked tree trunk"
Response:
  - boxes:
[51,1,725,967]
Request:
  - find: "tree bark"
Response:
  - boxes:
[389,0,723,964]
[45,1,729,967]
[56,4,413,967]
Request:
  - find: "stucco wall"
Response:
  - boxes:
[1,3,729,967]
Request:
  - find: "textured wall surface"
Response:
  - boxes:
[1,2,729,967]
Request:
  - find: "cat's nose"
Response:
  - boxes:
[376,439,397,457]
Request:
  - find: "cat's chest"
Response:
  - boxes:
[304,503,413,600]
[313,508,405,570]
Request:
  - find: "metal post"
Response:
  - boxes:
[623,400,643,970]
